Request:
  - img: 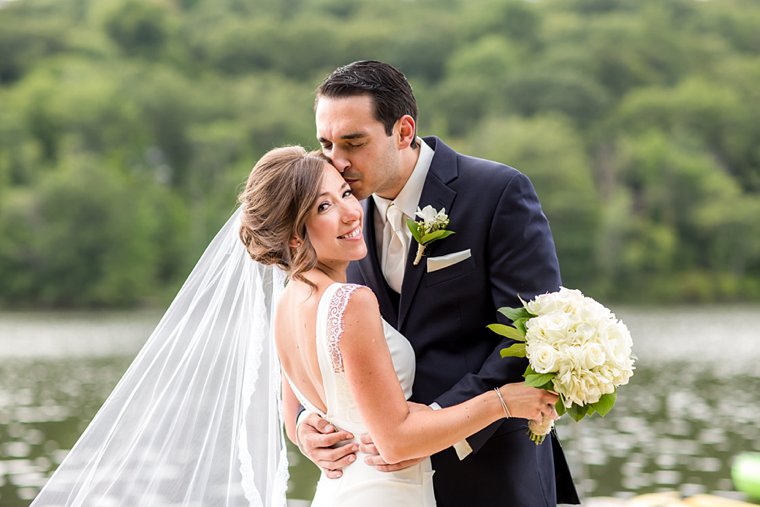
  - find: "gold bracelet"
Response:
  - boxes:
[494,387,512,418]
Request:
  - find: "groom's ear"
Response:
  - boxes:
[396,115,416,149]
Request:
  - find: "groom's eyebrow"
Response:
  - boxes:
[318,132,366,143]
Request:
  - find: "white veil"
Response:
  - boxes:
[31,208,289,507]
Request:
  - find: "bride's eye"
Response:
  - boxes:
[342,189,353,198]
[317,201,330,213]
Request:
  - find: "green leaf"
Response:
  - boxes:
[567,403,590,422]
[593,391,617,417]
[555,396,566,416]
[420,229,455,244]
[486,323,525,341]
[499,343,526,358]
[514,319,528,336]
[525,372,555,388]
[539,380,555,390]
[498,306,532,322]
[406,218,423,243]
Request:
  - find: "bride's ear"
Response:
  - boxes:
[289,236,303,249]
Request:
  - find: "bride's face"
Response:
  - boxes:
[305,163,366,267]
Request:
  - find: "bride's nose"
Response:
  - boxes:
[342,203,361,223]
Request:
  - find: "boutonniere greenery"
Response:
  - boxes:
[406,205,455,266]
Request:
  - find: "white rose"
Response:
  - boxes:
[527,312,572,344]
[525,294,557,315]
[527,342,559,373]
[577,297,614,323]
[568,345,590,371]
[611,361,635,386]
[600,321,633,367]
[569,321,597,345]
[554,352,575,377]
[579,376,603,405]
[555,371,585,407]
[579,342,606,370]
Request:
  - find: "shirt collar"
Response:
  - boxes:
[372,138,434,221]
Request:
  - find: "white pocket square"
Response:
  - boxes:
[426,249,472,273]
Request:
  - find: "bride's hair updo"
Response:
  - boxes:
[238,146,328,283]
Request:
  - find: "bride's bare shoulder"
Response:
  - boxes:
[340,284,381,325]
[333,283,372,305]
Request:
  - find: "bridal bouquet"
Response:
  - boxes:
[488,287,635,444]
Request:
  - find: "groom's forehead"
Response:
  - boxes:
[316,96,381,134]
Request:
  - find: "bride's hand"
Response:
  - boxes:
[499,382,559,421]
[297,412,358,479]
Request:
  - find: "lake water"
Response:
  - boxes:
[1,306,759,505]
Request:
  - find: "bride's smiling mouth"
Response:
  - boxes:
[338,226,362,240]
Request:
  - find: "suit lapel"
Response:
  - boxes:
[355,198,398,324]
[398,137,458,330]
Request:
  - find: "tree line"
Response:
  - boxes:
[1,0,758,307]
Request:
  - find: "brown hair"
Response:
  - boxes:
[316,60,419,149]
[238,146,328,284]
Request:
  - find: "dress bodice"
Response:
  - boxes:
[292,283,416,436]
[288,283,435,507]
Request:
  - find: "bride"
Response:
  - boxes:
[30,146,558,507]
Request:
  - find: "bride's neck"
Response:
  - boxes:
[313,262,348,283]
[301,265,347,287]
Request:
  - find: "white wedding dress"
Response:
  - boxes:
[288,283,436,507]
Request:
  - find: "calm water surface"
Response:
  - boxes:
[0,306,759,506]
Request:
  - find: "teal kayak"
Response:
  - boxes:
[732,452,760,501]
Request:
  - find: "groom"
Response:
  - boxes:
[298,60,580,506]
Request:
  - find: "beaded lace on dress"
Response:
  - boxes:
[326,283,361,373]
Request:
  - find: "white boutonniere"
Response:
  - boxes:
[406,205,456,266]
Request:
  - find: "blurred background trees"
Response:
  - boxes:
[1,0,758,307]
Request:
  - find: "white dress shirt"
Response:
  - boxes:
[372,138,473,460]
[372,138,434,273]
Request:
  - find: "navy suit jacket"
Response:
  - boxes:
[347,137,579,507]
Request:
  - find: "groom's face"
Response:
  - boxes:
[316,94,404,200]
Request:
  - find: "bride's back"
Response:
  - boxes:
[274,279,330,414]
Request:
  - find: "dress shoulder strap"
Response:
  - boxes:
[325,283,362,373]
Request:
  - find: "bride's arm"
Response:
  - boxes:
[341,287,557,465]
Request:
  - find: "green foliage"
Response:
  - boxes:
[498,306,532,322]
[594,392,617,417]
[466,115,602,290]
[104,0,173,58]
[488,323,525,342]
[499,343,526,358]
[0,155,164,306]
[1,0,759,306]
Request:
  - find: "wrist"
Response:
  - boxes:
[494,387,512,419]
[295,409,311,451]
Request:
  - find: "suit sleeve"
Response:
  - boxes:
[433,171,561,453]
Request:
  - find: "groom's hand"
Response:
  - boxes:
[359,401,430,472]
[358,433,427,471]
[297,412,357,479]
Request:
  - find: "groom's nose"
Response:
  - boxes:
[330,152,350,173]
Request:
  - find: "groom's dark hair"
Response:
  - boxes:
[316,60,419,149]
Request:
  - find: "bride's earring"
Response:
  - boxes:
[289,237,303,250]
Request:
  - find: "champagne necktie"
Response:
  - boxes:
[383,204,407,293]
